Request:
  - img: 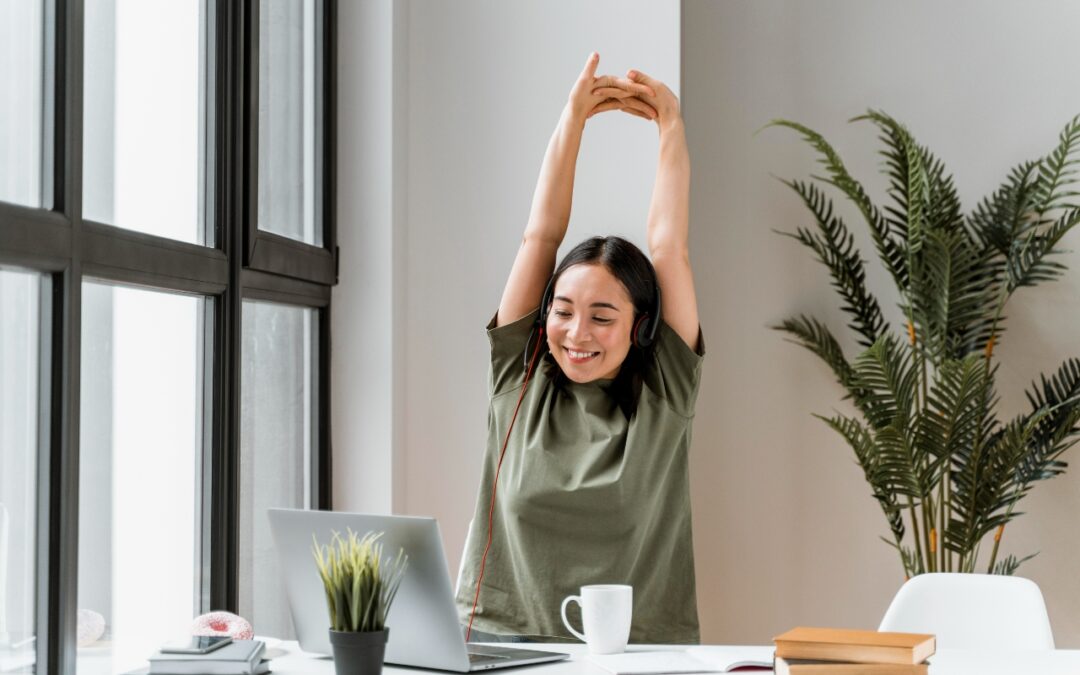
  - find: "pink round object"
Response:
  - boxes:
[192,611,254,640]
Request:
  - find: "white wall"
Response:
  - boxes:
[682,0,1080,646]
[397,0,680,594]
[334,0,681,617]
[335,0,1080,647]
[332,0,403,515]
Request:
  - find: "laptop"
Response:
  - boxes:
[267,508,570,671]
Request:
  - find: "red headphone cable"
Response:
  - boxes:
[465,326,545,643]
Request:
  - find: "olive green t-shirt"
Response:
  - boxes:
[454,307,705,644]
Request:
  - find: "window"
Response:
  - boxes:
[77,282,205,674]
[258,0,320,247]
[83,0,209,245]
[246,0,335,283]
[238,300,318,639]
[0,1,45,208]
[0,1,336,671]
[0,268,48,674]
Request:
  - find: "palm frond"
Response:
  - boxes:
[880,537,921,579]
[918,354,992,486]
[777,179,888,347]
[1018,358,1080,484]
[848,337,932,501]
[1035,114,1080,218]
[852,111,938,258]
[820,413,907,541]
[849,334,918,431]
[916,229,1002,360]
[992,552,1038,576]
[773,315,855,391]
[924,151,966,234]
[968,161,1043,254]
[767,119,909,289]
[873,422,928,500]
[1006,206,1080,291]
[948,414,1043,554]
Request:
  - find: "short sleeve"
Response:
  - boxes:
[642,320,705,417]
[487,307,540,397]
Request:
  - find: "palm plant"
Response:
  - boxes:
[771,111,1080,577]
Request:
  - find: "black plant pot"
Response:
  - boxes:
[329,628,389,675]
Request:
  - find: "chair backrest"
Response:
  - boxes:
[879,573,1055,650]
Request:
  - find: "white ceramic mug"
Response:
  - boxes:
[560,584,632,654]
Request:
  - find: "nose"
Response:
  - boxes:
[566,315,591,342]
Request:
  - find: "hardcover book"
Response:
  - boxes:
[773,627,935,665]
[774,656,929,674]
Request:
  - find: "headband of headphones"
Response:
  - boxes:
[524,274,662,369]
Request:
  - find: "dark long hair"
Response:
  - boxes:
[543,236,659,417]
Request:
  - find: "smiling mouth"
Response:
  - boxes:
[564,348,600,363]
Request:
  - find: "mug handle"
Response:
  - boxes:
[560,595,587,642]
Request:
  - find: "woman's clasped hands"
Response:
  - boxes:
[568,52,680,129]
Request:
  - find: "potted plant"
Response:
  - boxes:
[770,110,1080,578]
[312,530,408,675]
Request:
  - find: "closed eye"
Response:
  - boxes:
[551,310,612,324]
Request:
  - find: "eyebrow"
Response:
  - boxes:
[553,296,621,311]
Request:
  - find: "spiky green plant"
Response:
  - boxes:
[771,111,1080,578]
[312,529,408,632]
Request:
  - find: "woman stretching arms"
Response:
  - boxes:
[455,53,703,644]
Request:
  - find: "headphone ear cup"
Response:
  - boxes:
[631,283,662,349]
[632,314,651,348]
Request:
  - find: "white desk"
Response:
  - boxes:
[267,640,1080,675]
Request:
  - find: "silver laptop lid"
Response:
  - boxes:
[267,509,471,671]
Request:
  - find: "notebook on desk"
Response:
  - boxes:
[268,508,569,672]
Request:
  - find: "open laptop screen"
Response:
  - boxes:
[268,509,473,671]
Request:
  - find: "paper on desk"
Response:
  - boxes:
[587,646,776,674]
[686,646,775,671]
[586,651,717,674]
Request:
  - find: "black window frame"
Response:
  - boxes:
[244,0,338,286]
[0,1,336,672]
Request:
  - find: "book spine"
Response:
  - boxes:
[775,642,917,665]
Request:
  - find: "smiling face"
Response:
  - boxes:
[545,263,636,383]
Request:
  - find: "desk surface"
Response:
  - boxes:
[267,640,1080,675]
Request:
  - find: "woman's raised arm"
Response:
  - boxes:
[496,53,656,327]
[620,68,700,352]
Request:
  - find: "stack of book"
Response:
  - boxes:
[147,640,269,675]
[773,627,935,674]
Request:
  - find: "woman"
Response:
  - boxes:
[455,53,703,645]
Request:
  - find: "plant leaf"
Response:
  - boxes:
[777,179,889,347]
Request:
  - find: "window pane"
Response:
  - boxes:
[78,282,205,674]
[239,300,317,639]
[83,0,209,245]
[0,268,45,674]
[0,0,44,208]
[258,0,321,247]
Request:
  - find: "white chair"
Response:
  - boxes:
[879,573,1055,649]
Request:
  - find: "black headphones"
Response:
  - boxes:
[523,274,662,369]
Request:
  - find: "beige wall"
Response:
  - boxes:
[682,0,1080,646]
[335,0,1080,647]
